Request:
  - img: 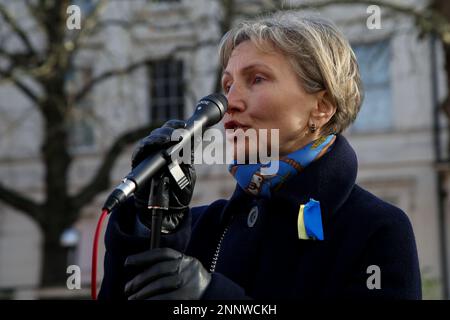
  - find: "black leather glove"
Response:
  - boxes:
[132,120,196,233]
[124,247,211,300]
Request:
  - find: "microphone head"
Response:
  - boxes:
[203,93,228,117]
[195,93,228,127]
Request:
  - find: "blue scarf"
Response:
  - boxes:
[228,134,336,199]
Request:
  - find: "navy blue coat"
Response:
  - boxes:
[98,134,422,300]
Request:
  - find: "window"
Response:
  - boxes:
[351,40,392,132]
[148,59,184,122]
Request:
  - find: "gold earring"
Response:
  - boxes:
[309,123,317,133]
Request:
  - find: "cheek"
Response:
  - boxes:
[252,97,308,135]
[247,85,313,141]
[247,92,283,128]
[279,116,306,140]
[270,105,310,148]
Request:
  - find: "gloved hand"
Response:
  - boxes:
[124,247,211,300]
[132,120,196,233]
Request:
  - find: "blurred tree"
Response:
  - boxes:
[0,0,241,289]
[0,0,162,286]
[0,0,213,287]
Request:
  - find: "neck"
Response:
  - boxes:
[279,133,331,157]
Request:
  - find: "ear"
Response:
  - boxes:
[310,90,336,130]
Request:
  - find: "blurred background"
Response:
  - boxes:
[0,0,449,300]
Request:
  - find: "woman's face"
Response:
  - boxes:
[222,40,322,159]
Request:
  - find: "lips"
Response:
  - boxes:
[224,120,250,131]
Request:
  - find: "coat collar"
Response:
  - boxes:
[224,134,358,224]
[272,134,358,218]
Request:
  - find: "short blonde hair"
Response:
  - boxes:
[219,11,363,135]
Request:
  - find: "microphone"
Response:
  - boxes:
[102,93,228,212]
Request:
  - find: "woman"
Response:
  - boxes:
[99,11,421,300]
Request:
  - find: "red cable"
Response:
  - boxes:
[91,209,109,300]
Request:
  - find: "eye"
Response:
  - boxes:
[223,83,231,93]
[253,75,265,84]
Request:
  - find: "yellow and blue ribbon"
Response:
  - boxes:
[298,199,324,240]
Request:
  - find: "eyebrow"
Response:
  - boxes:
[222,63,274,78]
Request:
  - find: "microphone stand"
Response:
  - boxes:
[148,174,170,249]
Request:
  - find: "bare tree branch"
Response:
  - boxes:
[0,182,41,220]
[23,0,42,26]
[0,45,43,79]
[74,39,218,103]
[0,104,35,142]
[71,123,160,211]
[66,0,108,61]
[0,46,15,61]
[70,34,218,209]
[95,17,200,33]
[0,3,36,55]
[253,0,424,15]
[0,68,41,103]
[74,58,151,103]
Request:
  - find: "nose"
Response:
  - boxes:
[225,83,245,115]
